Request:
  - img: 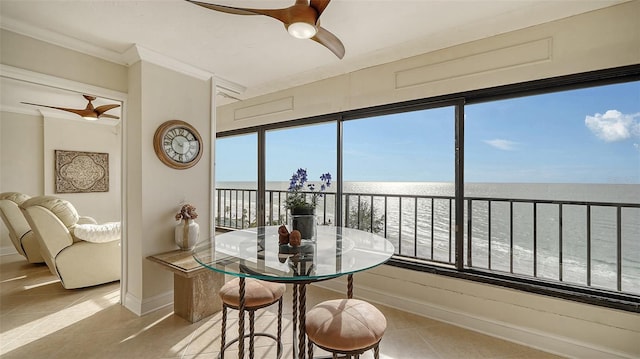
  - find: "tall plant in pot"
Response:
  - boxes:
[283,168,331,240]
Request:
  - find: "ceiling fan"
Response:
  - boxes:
[186,0,345,59]
[21,94,120,121]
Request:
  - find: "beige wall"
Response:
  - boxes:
[124,58,214,313]
[42,117,122,223]
[0,111,43,253]
[0,30,127,254]
[0,30,127,93]
[0,2,638,358]
[216,2,640,358]
[0,111,121,251]
[217,1,640,131]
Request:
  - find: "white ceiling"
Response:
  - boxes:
[0,0,628,117]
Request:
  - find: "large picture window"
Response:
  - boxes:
[465,81,640,294]
[214,133,257,228]
[343,107,455,261]
[215,68,640,309]
[265,122,337,226]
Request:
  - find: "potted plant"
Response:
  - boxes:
[283,168,331,240]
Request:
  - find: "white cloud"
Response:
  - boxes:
[484,139,518,151]
[585,110,640,142]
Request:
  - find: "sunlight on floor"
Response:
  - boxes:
[120,312,174,343]
[1,289,120,354]
[0,275,26,284]
[22,278,61,289]
[1,253,564,358]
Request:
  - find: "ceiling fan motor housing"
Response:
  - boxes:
[286,5,318,39]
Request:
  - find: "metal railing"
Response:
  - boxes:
[215,187,640,295]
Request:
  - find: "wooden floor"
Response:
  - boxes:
[0,253,563,358]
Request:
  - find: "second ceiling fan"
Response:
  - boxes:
[22,94,120,121]
[187,0,345,59]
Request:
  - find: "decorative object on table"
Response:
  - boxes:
[174,204,199,250]
[278,224,290,244]
[55,150,109,193]
[289,230,302,247]
[283,168,331,241]
[153,120,202,170]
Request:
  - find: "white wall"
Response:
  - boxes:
[215,2,640,358]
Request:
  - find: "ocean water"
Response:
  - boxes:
[216,181,640,294]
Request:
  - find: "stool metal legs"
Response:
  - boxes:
[219,293,283,358]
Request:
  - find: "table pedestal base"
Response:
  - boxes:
[174,270,224,323]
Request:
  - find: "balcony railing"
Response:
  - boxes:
[215,187,640,296]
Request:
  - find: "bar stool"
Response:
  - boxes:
[218,277,286,359]
[305,298,387,359]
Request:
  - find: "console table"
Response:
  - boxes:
[147,249,224,323]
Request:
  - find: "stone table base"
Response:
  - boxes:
[148,249,224,323]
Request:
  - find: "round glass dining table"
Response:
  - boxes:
[193,225,395,359]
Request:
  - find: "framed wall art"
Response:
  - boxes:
[55,150,109,193]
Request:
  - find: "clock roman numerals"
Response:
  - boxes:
[154,120,202,169]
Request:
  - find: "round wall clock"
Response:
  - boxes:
[153,120,203,169]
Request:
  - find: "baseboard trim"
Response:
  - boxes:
[123,290,173,317]
[0,246,18,256]
[314,279,634,359]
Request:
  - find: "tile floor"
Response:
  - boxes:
[0,253,563,358]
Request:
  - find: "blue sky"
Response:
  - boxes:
[216,81,640,184]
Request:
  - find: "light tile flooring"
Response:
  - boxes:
[0,253,563,359]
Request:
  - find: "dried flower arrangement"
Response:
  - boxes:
[175,204,198,221]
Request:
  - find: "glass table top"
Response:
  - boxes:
[193,226,395,282]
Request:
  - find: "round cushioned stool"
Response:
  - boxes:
[305,299,387,359]
[219,278,286,359]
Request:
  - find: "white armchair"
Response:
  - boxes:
[0,192,44,263]
[20,195,120,289]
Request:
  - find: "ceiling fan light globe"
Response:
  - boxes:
[82,115,98,121]
[287,22,317,39]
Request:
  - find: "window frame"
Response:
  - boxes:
[216,64,640,312]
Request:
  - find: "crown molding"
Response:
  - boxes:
[1,17,246,95]
[0,17,125,65]
[123,44,246,95]
[0,64,128,102]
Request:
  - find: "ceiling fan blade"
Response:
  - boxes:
[186,0,291,24]
[310,0,330,19]
[95,103,121,116]
[312,26,345,59]
[20,102,91,117]
[98,113,120,120]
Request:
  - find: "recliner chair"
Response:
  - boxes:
[20,195,121,289]
[0,192,44,263]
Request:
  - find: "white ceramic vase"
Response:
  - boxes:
[175,219,199,250]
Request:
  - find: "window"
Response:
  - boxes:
[343,107,455,261]
[465,81,640,294]
[265,122,337,226]
[215,67,640,309]
[215,133,257,228]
